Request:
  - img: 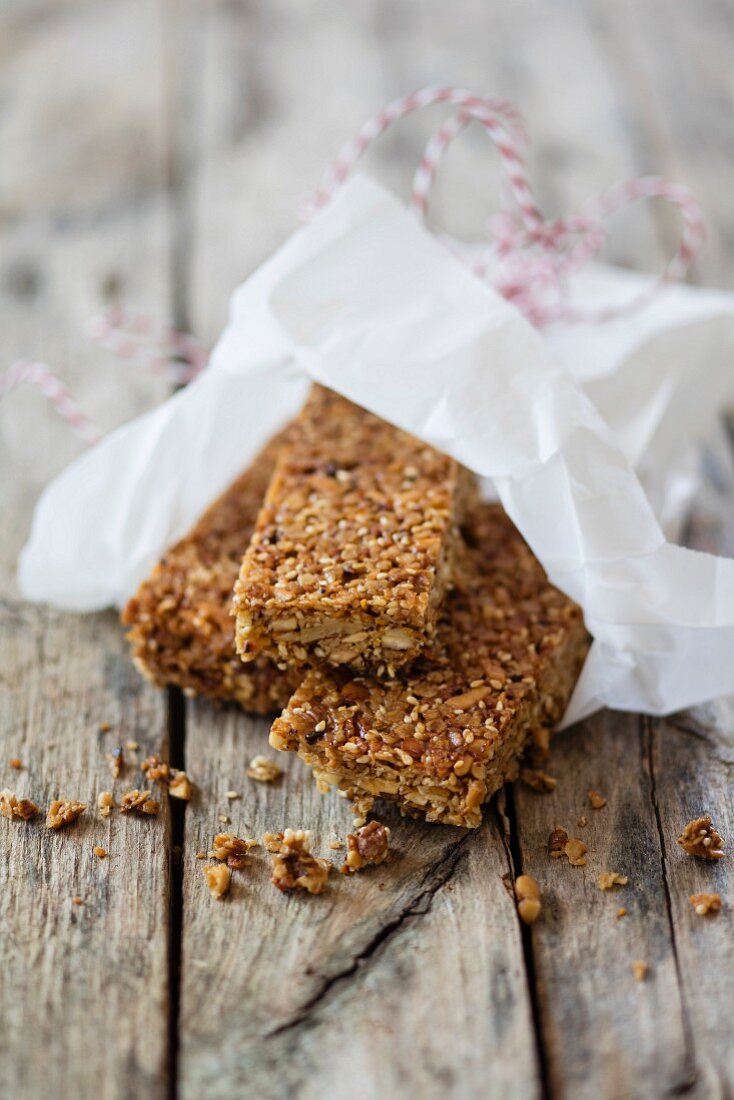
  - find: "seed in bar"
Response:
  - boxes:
[233,386,476,674]
[269,503,589,829]
[122,430,300,715]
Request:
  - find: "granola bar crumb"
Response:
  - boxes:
[342,820,390,874]
[210,833,254,870]
[577,815,589,828]
[564,838,588,866]
[72,896,84,906]
[107,747,125,779]
[47,799,87,829]
[588,790,607,810]
[247,755,282,783]
[520,769,557,793]
[598,871,628,890]
[329,838,343,850]
[515,874,542,924]
[196,851,205,859]
[548,826,569,857]
[225,791,240,801]
[617,907,627,918]
[125,740,139,751]
[98,791,115,817]
[270,829,331,894]
[168,771,193,801]
[120,789,160,816]
[218,814,230,825]
[0,790,39,821]
[98,722,111,733]
[690,892,722,916]
[9,758,22,770]
[93,846,107,859]
[204,863,231,899]
[632,960,648,982]
[142,754,170,785]
[677,816,725,860]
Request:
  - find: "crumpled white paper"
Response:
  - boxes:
[18,175,734,730]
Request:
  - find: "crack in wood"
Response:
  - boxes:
[643,717,700,1097]
[264,831,473,1040]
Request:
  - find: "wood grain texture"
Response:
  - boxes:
[179,704,539,1100]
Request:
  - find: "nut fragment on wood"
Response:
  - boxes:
[515,874,542,924]
[598,872,628,890]
[168,771,192,800]
[690,892,722,915]
[0,790,39,821]
[209,833,257,870]
[588,789,607,809]
[564,838,588,866]
[632,960,649,982]
[141,754,170,785]
[519,768,557,793]
[247,755,282,783]
[677,816,725,860]
[270,829,331,894]
[548,826,569,856]
[98,791,115,817]
[204,863,231,899]
[120,789,160,816]
[47,799,87,829]
[342,820,390,873]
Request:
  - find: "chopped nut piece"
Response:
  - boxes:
[588,790,607,810]
[47,799,87,829]
[0,790,39,821]
[270,829,331,894]
[564,838,588,866]
[263,831,283,852]
[168,771,193,801]
[142,754,170,785]
[107,747,125,779]
[677,816,725,860]
[617,908,627,918]
[548,826,569,856]
[342,820,391,873]
[690,892,722,916]
[210,833,254,870]
[632,960,648,982]
[204,863,231,899]
[598,872,628,890]
[93,846,107,859]
[515,874,542,924]
[247,755,282,783]
[519,768,557,793]
[120,789,160,816]
[9,758,22,770]
[98,791,115,817]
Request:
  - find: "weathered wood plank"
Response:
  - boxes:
[0,2,174,1095]
[179,704,540,1100]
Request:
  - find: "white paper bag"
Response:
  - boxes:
[18,176,734,730]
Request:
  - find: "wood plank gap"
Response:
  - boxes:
[498,788,552,1100]
[642,716,699,1095]
[166,686,187,1100]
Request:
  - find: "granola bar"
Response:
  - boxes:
[270,503,589,828]
[233,386,475,674]
[122,431,300,714]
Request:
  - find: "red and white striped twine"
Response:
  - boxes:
[1,85,705,444]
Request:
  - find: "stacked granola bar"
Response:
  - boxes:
[123,384,588,827]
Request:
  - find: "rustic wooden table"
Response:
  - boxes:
[2,3,733,1098]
